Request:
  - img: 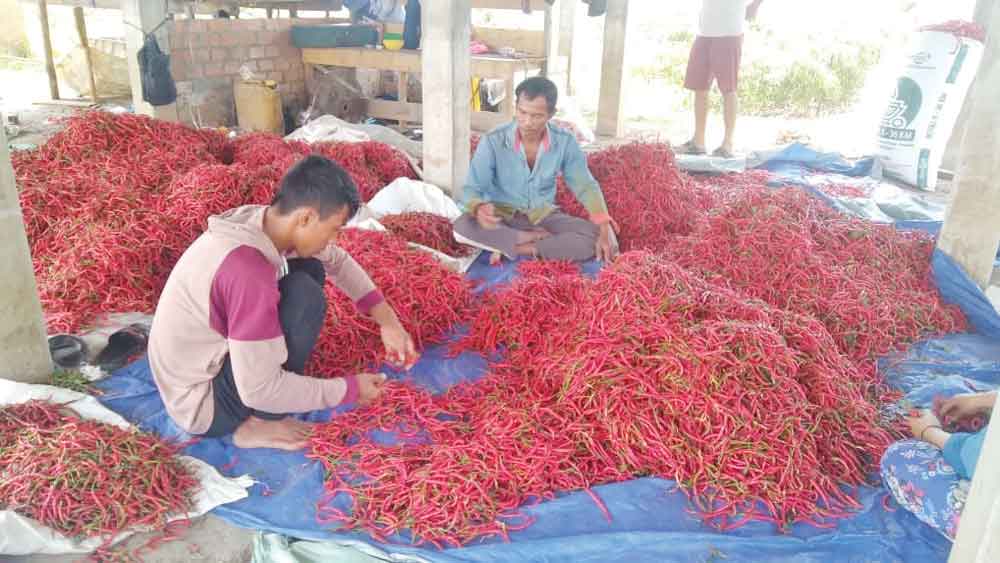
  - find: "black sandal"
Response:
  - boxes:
[95,323,150,373]
[676,140,707,155]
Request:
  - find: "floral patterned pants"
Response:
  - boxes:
[880,440,970,540]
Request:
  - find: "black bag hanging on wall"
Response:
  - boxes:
[137,33,177,106]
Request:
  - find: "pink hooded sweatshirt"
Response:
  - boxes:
[148,205,384,434]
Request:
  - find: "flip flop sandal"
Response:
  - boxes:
[712,146,736,158]
[676,140,707,155]
[49,334,89,369]
[95,323,150,373]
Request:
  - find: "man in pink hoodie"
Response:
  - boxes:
[149,155,416,450]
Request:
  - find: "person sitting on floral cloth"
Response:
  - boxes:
[880,390,995,539]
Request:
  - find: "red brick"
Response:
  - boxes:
[222,33,241,47]
[240,60,258,72]
[205,61,226,76]
[265,20,284,31]
[240,19,265,31]
[185,20,207,33]
[212,48,228,61]
[274,30,292,46]
[248,46,267,59]
[193,48,212,63]
[257,30,277,45]
[271,58,289,71]
[257,59,275,71]
[207,20,231,32]
[268,71,284,82]
[229,47,248,62]
[171,58,189,80]
[265,46,281,58]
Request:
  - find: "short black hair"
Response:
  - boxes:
[272,155,361,220]
[515,76,558,114]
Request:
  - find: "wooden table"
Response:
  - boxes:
[302,47,546,131]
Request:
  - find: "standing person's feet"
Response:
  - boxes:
[676,140,706,155]
[232,416,314,450]
[712,146,736,158]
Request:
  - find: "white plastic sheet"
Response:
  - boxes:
[348,178,481,273]
[0,379,252,556]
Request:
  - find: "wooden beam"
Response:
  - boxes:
[543,0,568,95]
[596,0,629,137]
[38,0,60,100]
[472,0,545,10]
[398,71,408,130]
[74,6,99,103]
[367,99,509,131]
[302,47,544,78]
[421,0,472,196]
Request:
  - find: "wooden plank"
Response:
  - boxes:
[33,99,99,107]
[472,28,546,57]
[38,0,60,100]
[302,47,545,79]
[472,0,546,10]
[596,0,629,137]
[367,100,508,132]
[73,6,99,103]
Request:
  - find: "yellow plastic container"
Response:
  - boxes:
[233,80,284,134]
[383,32,404,51]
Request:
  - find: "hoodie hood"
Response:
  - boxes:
[206,205,285,272]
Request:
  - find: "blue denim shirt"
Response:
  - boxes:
[462,121,610,225]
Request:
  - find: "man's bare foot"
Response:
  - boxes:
[232,416,314,451]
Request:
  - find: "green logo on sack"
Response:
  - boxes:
[880,77,922,142]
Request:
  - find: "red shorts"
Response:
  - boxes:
[683,35,743,93]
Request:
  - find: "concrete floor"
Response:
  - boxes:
[8,515,256,563]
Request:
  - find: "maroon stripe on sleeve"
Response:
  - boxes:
[210,245,283,341]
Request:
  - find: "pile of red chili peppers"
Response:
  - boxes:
[307,228,473,378]
[13,114,417,333]
[378,212,475,257]
[310,251,896,546]
[0,400,196,545]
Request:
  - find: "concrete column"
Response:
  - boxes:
[950,400,1000,562]
[0,114,52,383]
[123,0,179,121]
[558,0,576,95]
[936,4,1000,290]
[941,0,993,173]
[596,0,628,137]
[421,0,471,197]
[543,0,568,95]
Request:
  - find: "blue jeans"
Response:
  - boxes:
[880,440,970,540]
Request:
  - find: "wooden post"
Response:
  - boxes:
[398,71,409,130]
[267,8,273,18]
[596,0,628,137]
[421,0,472,196]
[290,8,299,18]
[74,7,99,104]
[0,112,53,383]
[543,0,566,94]
[37,0,59,100]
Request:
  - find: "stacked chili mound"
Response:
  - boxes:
[0,401,197,542]
[12,113,418,333]
[309,252,899,546]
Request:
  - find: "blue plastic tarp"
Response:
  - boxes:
[93,167,1000,562]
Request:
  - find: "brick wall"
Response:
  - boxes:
[168,18,313,129]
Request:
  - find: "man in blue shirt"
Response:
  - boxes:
[454,77,618,262]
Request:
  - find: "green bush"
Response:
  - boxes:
[631,38,881,117]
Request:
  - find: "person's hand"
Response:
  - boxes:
[746,0,762,21]
[594,223,615,262]
[475,203,502,230]
[940,392,995,421]
[907,409,942,441]
[356,372,387,406]
[380,320,418,369]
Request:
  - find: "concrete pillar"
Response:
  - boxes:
[936,3,1000,290]
[950,399,1000,562]
[543,0,568,95]
[123,0,179,121]
[596,0,628,137]
[558,0,576,95]
[0,114,52,383]
[421,0,471,197]
[942,0,993,173]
